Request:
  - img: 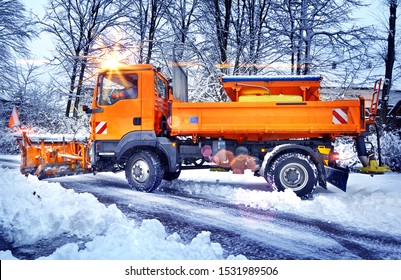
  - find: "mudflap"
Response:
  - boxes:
[324,166,349,192]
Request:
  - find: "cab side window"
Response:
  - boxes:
[98,73,138,106]
[155,75,167,99]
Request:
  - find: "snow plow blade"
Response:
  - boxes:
[324,166,349,192]
[17,132,91,179]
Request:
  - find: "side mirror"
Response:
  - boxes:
[82,105,92,114]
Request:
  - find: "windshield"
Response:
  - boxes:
[98,73,138,106]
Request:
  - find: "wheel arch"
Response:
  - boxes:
[115,131,177,173]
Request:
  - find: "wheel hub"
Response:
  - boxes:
[285,168,300,183]
[280,162,308,190]
[132,160,150,183]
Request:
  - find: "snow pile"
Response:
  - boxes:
[174,169,401,236]
[43,221,235,260]
[376,131,401,171]
[0,168,126,246]
[0,168,245,260]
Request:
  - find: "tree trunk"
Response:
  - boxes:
[213,0,232,73]
[296,0,307,75]
[303,29,312,75]
[146,0,159,64]
[72,57,88,118]
[65,59,79,117]
[381,1,397,122]
[296,47,302,75]
[289,0,296,75]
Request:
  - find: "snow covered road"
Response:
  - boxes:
[1,155,401,260]
[50,171,401,260]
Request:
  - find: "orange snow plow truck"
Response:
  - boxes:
[16,64,389,197]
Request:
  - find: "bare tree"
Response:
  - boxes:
[197,0,232,73]
[0,0,36,93]
[164,0,198,58]
[231,0,271,74]
[125,0,167,64]
[43,0,133,118]
[9,61,77,134]
[301,0,371,75]
[269,0,373,76]
[214,0,232,70]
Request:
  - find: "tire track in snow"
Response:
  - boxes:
[52,174,401,260]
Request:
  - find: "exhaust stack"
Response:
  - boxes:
[172,47,188,102]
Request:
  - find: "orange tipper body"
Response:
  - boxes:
[16,64,388,198]
[170,75,367,141]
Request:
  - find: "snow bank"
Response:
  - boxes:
[0,168,245,260]
[174,169,401,236]
[42,221,230,260]
[0,168,126,246]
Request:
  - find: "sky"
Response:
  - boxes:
[23,0,51,61]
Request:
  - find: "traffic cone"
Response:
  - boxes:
[8,107,21,129]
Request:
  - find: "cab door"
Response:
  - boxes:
[90,71,142,141]
[154,73,169,135]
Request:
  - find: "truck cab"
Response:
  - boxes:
[90,64,170,141]
[87,64,176,176]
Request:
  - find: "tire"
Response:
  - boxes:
[125,151,164,192]
[163,170,181,181]
[266,153,317,197]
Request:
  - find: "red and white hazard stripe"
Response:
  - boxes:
[95,121,107,134]
[332,108,348,124]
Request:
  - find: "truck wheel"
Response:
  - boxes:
[163,170,181,181]
[125,151,164,192]
[266,154,316,197]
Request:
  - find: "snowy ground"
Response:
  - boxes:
[0,156,245,260]
[0,154,401,260]
[175,169,401,236]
